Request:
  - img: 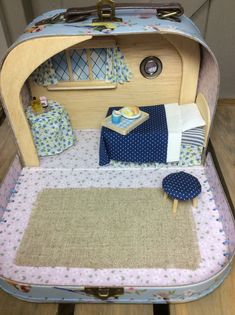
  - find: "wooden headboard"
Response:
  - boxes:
[196,93,211,146]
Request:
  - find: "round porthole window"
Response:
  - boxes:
[140,56,162,79]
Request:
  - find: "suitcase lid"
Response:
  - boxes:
[0,6,219,166]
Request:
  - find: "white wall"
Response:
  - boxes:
[0,19,8,61]
[0,0,27,43]
[205,0,235,99]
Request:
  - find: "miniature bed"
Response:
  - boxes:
[99,104,205,166]
[0,3,235,305]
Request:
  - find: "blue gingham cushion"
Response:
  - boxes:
[162,171,201,200]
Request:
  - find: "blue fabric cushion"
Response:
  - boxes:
[99,105,168,166]
[162,171,201,200]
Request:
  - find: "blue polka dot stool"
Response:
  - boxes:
[162,171,201,213]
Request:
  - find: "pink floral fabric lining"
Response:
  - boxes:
[0,164,229,287]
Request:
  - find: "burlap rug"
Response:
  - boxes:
[15,188,200,269]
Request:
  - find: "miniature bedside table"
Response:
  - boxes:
[162,171,202,213]
[26,100,75,157]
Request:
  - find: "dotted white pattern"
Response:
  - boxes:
[100,106,168,166]
[162,171,201,200]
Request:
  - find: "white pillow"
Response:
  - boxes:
[180,103,205,132]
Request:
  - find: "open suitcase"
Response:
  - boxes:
[0,1,234,305]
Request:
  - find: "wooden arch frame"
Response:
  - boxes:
[163,34,200,105]
[0,33,211,167]
[0,35,92,167]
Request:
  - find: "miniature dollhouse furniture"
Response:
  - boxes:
[100,102,206,166]
[100,104,206,166]
[0,1,235,306]
[100,105,167,165]
[26,100,74,156]
[162,171,202,213]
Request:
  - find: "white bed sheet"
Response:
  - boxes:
[165,104,182,163]
[165,103,205,163]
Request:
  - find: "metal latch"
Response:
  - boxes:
[84,287,124,300]
[156,7,183,22]
[94,0,123,22]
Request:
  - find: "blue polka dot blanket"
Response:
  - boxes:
[100,105,168,166]
[162,171,202,201]
[99,104,205,166]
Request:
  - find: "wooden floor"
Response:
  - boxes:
[0,118,17,180]
[0,103,234,315]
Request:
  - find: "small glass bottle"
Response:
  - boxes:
[31,97,43,114]
[39,96,48,110]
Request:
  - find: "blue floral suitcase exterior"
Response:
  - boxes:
[0,1,234,305]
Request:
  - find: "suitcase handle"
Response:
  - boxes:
[66,1,184,23]
[35,1,184,26]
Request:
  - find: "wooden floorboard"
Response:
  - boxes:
[210,104,235,205]
[170,262,235,315]
[218,99,235,106]
[74,304,153,315]
[170,103,235,315]
[0,118,17,180]
[0,289,58,315]
[58,303,75,315]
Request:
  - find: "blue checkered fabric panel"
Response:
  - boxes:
[162,171,201,200]
[99,105,168,166]
[90,48,107,80]
[71,49,89,81]
[106,116,140,129]
[51,51,69,81]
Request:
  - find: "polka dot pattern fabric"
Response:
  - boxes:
[162,171,201,200]
[99,105,168,165]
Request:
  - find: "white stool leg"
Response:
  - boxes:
[173,199,178,214]
[163,192,168,200]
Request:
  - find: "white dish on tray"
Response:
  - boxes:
[121,110,142,120]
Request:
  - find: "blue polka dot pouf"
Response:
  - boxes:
[162,171,201,213]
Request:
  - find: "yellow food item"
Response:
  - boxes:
[121,106,140,117]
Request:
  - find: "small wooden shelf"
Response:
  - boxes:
[47,81,117,91]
